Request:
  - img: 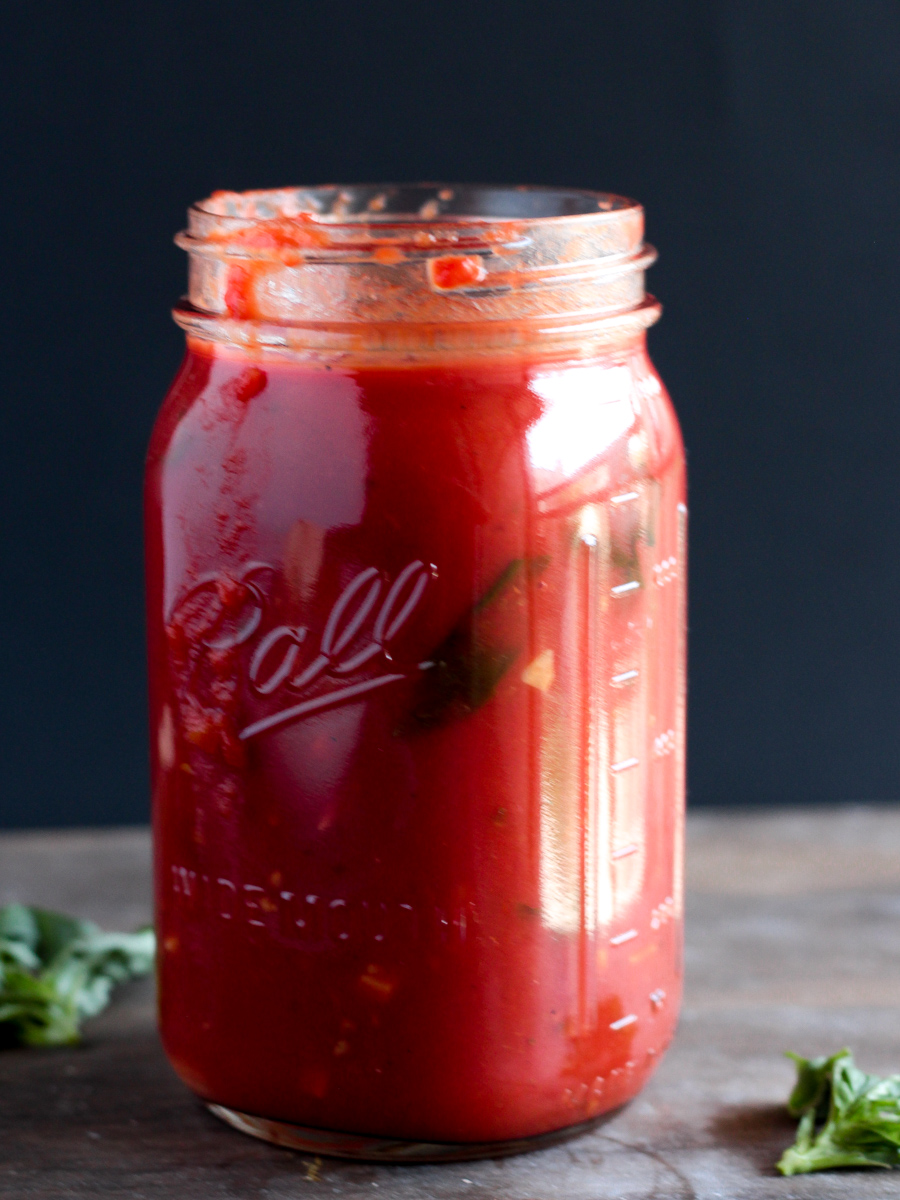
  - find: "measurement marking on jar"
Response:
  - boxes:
[650,896,676,930]
[611,757,640,773]
[612,844,639,860]
[610,1014,638,1031]
[610,491,640,505]
[611,580,641,596]
[654,729,676,757]
[653,558,678,587]
[611,669,639,685]
[610,929,638,946]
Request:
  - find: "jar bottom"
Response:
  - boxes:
[207,1102,622,1163]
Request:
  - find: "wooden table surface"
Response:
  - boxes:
[3,806,900,1199]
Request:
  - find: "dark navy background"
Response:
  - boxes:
[2,1,898,826]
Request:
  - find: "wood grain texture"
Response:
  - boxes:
[3,806,900,1198]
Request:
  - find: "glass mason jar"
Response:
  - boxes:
[146,184,687,1161]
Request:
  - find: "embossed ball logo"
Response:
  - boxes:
[165,560,434,759]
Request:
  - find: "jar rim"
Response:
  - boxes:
[193,182,639,227]
[182,183,644,260]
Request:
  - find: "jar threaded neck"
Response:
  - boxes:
[174,183,660,359]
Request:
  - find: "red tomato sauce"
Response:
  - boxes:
[146,336,685,1144]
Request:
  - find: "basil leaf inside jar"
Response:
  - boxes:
[402,556,549,732]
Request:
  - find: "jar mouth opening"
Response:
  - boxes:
[186,184,645,259]
[195,183,638,229]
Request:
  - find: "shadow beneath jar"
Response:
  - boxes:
[707,1104,795,1174]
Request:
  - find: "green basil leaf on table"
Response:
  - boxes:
[778,1048,900,1175]
[0,904,155,1047]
